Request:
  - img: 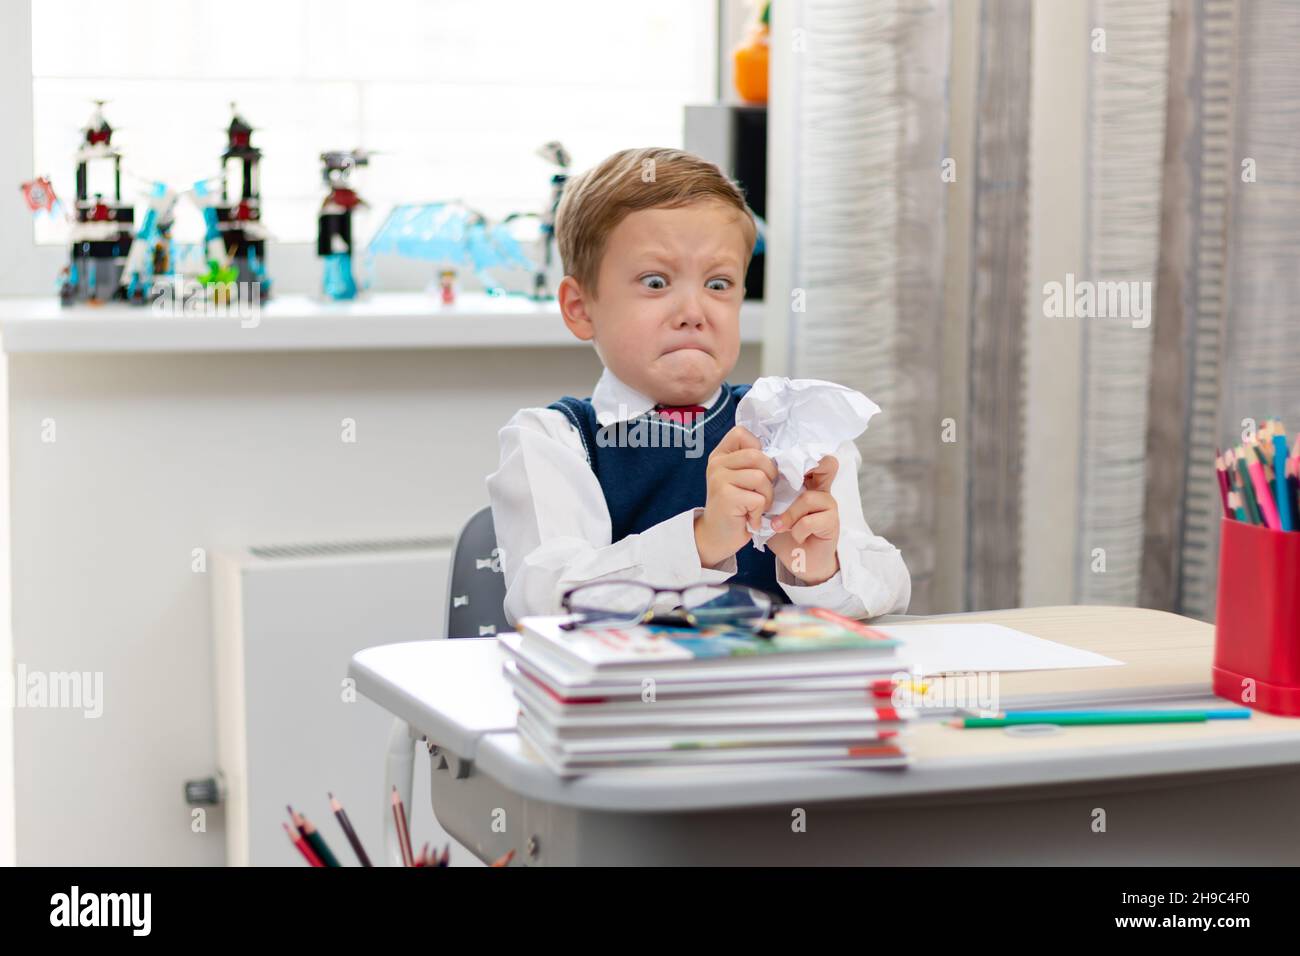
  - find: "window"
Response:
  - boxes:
[30,0,717,245]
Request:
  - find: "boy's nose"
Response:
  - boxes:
[674,298,707,328]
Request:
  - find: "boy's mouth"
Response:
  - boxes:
[662,343,712,357]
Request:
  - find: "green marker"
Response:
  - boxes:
[951,713,1211,728]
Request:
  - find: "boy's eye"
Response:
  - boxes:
[640,274,668,290]
[706,277,732,291]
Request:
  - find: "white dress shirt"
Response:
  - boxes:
[486,368,911,626]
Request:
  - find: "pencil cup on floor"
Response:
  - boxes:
[1213,518,1300,716]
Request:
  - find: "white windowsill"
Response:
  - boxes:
[0,293,766,355]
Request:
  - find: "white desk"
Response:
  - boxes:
[349,606,1300,865]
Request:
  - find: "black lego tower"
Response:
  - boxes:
[215,104,271,297]
[60,101,135,304]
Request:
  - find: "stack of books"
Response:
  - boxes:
[497,608,915,776]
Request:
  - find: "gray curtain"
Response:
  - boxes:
[1206,0,1300,612]
[965,0,1033,610]
[1077,0,1170,606]
[785,0,950,612]
[1141,0,1300,619]
[779,0,1296,617]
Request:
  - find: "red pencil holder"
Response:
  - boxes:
[1213,518,1300,716]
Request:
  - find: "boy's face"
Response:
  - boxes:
[559,201,749,406]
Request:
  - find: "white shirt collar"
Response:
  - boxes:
[591,367,723,427]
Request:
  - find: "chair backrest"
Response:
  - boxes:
[444,505,512,639]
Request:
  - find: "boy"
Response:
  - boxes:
[487,147,909,625]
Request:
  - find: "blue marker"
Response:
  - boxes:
[1274,431,1292,531]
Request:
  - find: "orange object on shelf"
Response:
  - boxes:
[732,3,770,104]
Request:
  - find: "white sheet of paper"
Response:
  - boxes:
[873,623,1123,675]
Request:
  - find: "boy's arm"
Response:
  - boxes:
[775,439,911,619]
[486,408,736,626]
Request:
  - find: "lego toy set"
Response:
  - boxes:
[364,140,570,301]
[22,102,273,307]
[21,101,571,308]
[317,149,370,301]
[59,101,135,304]
[211,108,271,297]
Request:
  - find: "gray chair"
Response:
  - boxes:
[444,505,512,638]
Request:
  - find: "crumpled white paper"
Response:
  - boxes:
[735,377,880,551]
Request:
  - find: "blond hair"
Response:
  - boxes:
[554,147,756,295]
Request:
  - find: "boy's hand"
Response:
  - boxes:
[767,455,841,585]
[694,425,777,568]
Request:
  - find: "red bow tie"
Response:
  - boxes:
[653,403,706,424]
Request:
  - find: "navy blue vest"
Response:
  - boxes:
[549,382,787,600]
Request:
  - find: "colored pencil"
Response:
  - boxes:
[1223,454,1245,521]
[1247,441,1274,483]
[1247,458,1281,529]
[1214,450,1232,518]
[1290,457,1300,524]
[284,821,325,867]
[1234,449,1262,525]
[329,792,373,867]
[391,786,414,867]
[1274,432,1293,530]
[490,849,515,867]
[989,708,1250,720]
[949,713,1211,728]
[1213,420,1300,533]
[289,805,341,867]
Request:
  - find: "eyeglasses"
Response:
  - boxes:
[559,581,782,631]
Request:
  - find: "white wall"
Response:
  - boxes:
[8,342,761,865]
[0,0,34,867]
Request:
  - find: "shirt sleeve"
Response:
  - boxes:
[774,439,912,619]
[486,408,736,627]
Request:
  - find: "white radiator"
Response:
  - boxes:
[211,538,479,867]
